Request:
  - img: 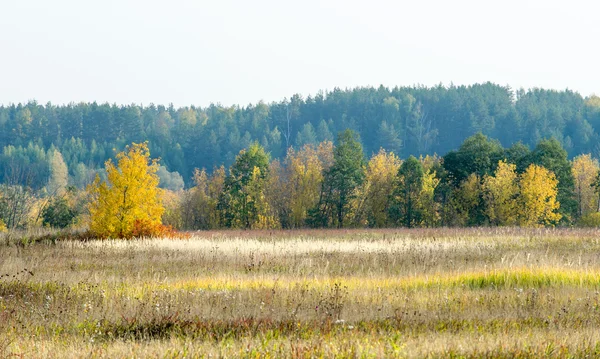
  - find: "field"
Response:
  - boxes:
[3,228,600,358]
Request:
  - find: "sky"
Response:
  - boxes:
[0,0,598,107]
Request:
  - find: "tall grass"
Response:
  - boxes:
[3,228,600,357]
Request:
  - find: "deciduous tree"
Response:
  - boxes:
[482,160,519,226]
[530,138,575,221]
[446,174,482,227]
[284,143,329,228]
[310,130,364,228]
[518,164,561,227]
[359,149,401,227]
[443,133,504,186]
[47,149,68,196]
[572,154,599,218]
[419,168,440,227]
[219,143,274,229]
[390,156,424,228]
[87,142,164,238]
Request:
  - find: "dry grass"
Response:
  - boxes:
[2,228,600,358]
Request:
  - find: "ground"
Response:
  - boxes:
[2,228,600,358]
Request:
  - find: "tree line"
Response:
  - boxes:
[2,130,600,233]
[1,83,600,191]
[172,131,600,230]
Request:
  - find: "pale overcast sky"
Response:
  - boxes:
[0,0,598,107]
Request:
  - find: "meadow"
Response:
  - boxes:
[2,228,600,358]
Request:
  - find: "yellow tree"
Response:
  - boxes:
[284,142,332,228]
[246,166,279,229]
[419,169,440,227]
[518,164,561,227]
[572,154,599,217]
[420,154,441,173]
[161,189,183,229]
[182,166,225,229]
[358,149,401,227]
[265,160,288,227]
[88,142,164,238]
[482,160,519,226]
[446,173,482,227]
[316,141,335,171]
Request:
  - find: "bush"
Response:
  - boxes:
[42,198,78,229]
[131,219,187,239]
[578,212,600,227]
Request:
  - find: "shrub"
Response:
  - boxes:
[578,212,600,227]
[42,197,78,229]
[131,219,187,239]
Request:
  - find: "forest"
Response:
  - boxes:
[1,82,599,191]
[1,83,600,232]
[1,129,599,233]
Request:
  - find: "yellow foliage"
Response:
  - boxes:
[586,95,600,108]
[572,154,599,217]
[357,149,401,227]
[419,169,440,227]
[316,141,335,171]
[265,160,287,225]
[87,142,165,238]
[162,189,183,229]
[460,173,481,208]
[482,161,519,226]
[419,154,441,172]
[518,164,561,227]
[284,143,331,228]
[247,166,279,229]
[0,218,6,232]
[184,166,225,229]
[447,173,482,226]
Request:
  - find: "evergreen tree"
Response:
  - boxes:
[311,130,365,228]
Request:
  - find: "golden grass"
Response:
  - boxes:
[3,228,600,358]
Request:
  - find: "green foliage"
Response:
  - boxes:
[443,133,504,186]
[504,142,531,173]
[0,85,597,190]
[0,184,36,229]
[311,130,365,228]
[529,138,576,221]
[42,197,78,229]
[180,167,224,230]
[218,143,273,229]
[578,212,600,227]
[389,156,424,227]
[295,123,318,147]
[4,84,600,231]
[0,143,50,189]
